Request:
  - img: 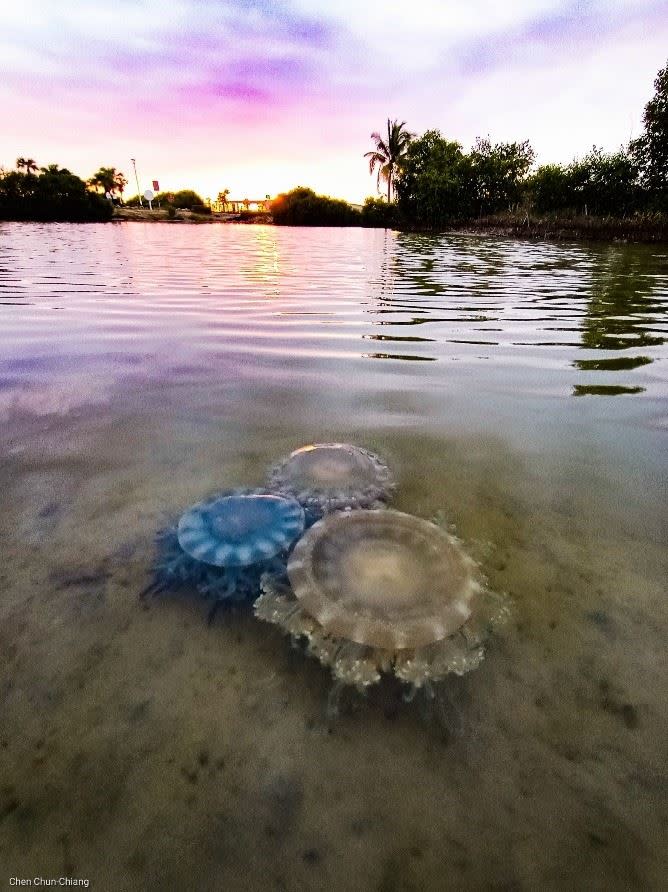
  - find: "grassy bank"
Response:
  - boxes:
[449,210,668,244]
[112,204,668,244]
[112,207,271,224]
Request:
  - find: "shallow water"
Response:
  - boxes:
[0,222,666,891]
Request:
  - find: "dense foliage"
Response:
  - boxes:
[167,189,206,209]
[270,188,361,226]
[394,132,472,226]
[630,62,668,207]
[469,138,535,213]
[0,166,113,222]
[125,189,207,209]
[386,59,668,229]
[361,197,398,228]
[527,149,640,215]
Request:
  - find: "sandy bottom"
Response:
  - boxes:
[1,410,666,892]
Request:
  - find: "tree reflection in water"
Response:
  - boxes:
[574,245,666,395]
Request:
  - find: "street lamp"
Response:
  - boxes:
[131,157,142,207]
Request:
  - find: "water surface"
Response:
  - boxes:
[1,223,666,890]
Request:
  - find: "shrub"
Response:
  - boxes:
[270,187,361,226]
[361,197,398,228]
[170,189,204,208]
[525,164,574,212]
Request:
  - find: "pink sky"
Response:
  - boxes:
[1,0,667,202]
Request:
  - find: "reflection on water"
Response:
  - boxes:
[1,225,666,428]
[572,384,646,396]
[0,224,666,891]
[581,248,666,353]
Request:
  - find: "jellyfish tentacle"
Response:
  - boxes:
[139,580,161,599]
[207,599,223,625]
[142,490,305,612]
[326,680,348,725]
[430,680,465,742]
[402,683,419,703]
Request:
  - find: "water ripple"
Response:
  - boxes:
[0,224,666,426]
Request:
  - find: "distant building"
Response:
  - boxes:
[212,196,271,213]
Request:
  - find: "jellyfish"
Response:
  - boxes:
[255,509,510,711]
[142,488,305,619]
[268,443,394,524]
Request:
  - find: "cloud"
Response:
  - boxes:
[0,0,340,113]
[452,0,668,76]
[1,0,667,200]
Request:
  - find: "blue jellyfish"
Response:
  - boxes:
[142,488,305,620]
[267,443,394,525]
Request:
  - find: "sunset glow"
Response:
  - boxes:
[1,0,667,201]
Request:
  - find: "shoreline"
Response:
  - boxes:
[112,207,272,225]
[445,213,668,245]
[111,206,668,244]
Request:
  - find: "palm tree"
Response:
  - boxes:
[364,119,413,202]
[114,171,128,201]
[16,157,38,175]
[88,166,122,195]
[217,188,230,211]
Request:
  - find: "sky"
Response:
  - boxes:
[1,0,667,203]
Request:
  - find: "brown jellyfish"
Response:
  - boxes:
[267,443,394,523]
[255,510,510,695]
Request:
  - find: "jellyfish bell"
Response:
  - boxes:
[268,443,394,521]
[143,488,305,615]
[289,510,480,650]
[178,493,305,568]
[255,509,510,691]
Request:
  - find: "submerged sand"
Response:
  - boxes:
[1,411,665,891]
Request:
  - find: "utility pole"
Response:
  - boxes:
[131,158,143,207]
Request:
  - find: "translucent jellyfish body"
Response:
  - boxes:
[143,489,305,615]
[255,509,510,691]
[268,443,394,523]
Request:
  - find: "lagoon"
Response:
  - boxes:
[1,223,666,890]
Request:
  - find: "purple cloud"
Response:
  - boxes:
[455,0,668,76]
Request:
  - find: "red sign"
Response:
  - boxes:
[152,180,159,191]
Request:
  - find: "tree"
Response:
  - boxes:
[16,157,38,175]
[468,138,535,215]
[88,166,124,196]
[270,187,360,226]
[630,60,668,205]
[217,189,230,210]
[395,130,472,226]
[365,119,413,202]
[568,147,639,216]
[0,166,112,222]
[526,164,573,212]
[114,171,128,200]
[169,189,205,209]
